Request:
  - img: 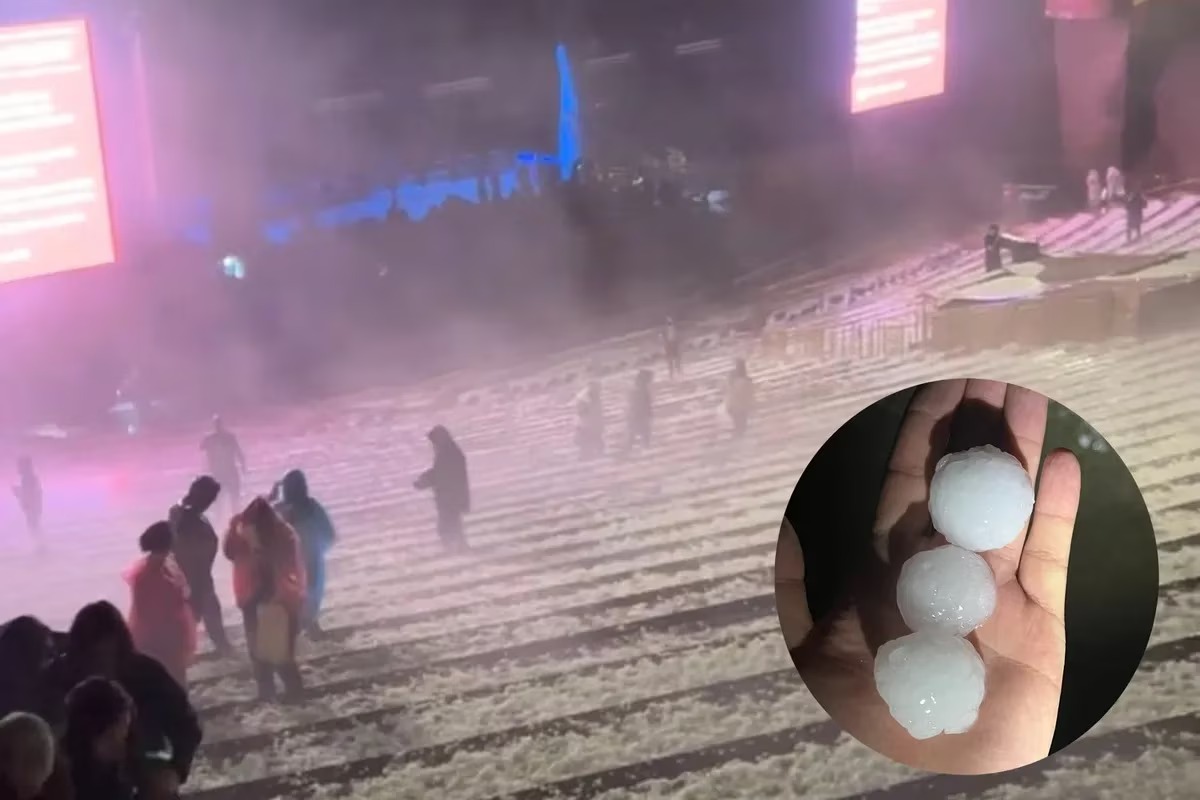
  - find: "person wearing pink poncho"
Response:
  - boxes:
[124,522,197,687]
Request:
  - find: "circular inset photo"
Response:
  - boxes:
[773,379,1158,776]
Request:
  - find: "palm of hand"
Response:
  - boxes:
[778,380,1081,775]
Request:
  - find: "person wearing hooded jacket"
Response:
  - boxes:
[223,498,307,702]
[169,476,233,656]
[200,416,246,518]
[274,470,336,639]
[11,457,42,543]
[1125,188,1147,242]
[42,602,201,799]
[414,426,470,551]
[573,382,605,459]
[723,359,756,437]
[124,522,197,686]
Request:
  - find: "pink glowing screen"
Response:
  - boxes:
[0,19,115,284]
[851,0,949,114]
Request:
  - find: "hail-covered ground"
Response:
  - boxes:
[3,196,1200,799]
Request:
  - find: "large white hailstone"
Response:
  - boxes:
[929,444,1034,552]
[897,544,997,637]
[874,631,986,740]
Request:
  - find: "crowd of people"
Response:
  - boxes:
[0,603,200,800]
[0,488,315,797]
[984,165,1151,274]
[1085,166,1148,242]
[0,305,767,799]
[572,318,758,460]
[1,412,476,799]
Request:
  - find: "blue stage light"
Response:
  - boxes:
[175,44,585,247]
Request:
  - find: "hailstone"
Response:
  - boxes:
[874,631,986,740]
[929,445,1034,552]
[897,545,997,637]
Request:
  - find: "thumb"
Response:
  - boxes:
[774,516,813,649]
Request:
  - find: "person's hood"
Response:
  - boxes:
[182,475,221,514]
[427,425,457,453]
[280,470,309,504]
[122,554,154,587]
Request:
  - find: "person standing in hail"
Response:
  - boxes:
[223,498,306,702]
[1085,169,1103,211]
[200,416,246,519]
[168,477,234,657]
[723,358,756,438]
[983,224,1004,273]
[274,470,336,640]
[123,522,197,687]
[414,426,471,552]
[11,456,42,546]
[573,381,606,460]
[1105,165,1125,212]
[662,317,683,378]
[1125,188,1147,243]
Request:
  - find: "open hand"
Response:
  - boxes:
[775,379,1082,774]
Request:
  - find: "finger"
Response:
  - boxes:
[775,517,812,649]
[1003,384,1050,482]
[887,380,968,480]
[979,385,1052,580]
[964,378,1009,408]
[874,380,966,561]
[1017,449,1082,625]
[978,385,1051,581]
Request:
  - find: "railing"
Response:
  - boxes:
[1151,176,1200,196]
[756,302,935,362]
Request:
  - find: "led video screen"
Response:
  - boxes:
[851,0,949,114]
[0,19,115,284]
[1045,0,1121,19]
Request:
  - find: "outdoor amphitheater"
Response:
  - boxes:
[0,189,1197,799]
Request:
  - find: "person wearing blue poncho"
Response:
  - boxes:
[274,470,335,639]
